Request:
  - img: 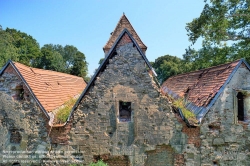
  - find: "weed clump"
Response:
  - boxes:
[55,97,78,124]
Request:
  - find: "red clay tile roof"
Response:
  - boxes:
[14,62,87,112]
[161,60,241,107]
[103,14,147,53]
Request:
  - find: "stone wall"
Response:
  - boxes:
[2,36,250,165]
[199,64,250,166]
[0,66,50,165]
[68,34,187,165]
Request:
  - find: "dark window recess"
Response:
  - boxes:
[119,101,131,122]
[15,85,24,100]
[237,92,244,121]
[10,129,22,143]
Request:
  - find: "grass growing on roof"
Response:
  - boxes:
[173,98,196,119]
[55,97,78,123]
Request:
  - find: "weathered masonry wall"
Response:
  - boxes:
[3,36,250,165]
[0,66,50,165]
[69,34,187,166]
[200,64,250,166]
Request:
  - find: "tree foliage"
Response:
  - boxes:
[34,44,88,79]
[5,28,41,66]
[185,0,250,64]
[0,26,88,80]
[152,55,190,84]
[154,1,250,84]
[0,29,19,67]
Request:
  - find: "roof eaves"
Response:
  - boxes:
[68,28,157,122]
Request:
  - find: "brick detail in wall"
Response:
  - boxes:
[176,115,201,148]
[47,120,72,144]
[174,154,185,166]
[116,33,133,48]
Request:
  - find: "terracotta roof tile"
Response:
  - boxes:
[103,14,147,53]
[13,62,87,112]
[161,60,241,107]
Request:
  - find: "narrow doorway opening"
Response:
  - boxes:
[237,92,244,121]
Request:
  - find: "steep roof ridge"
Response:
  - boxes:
[166,59,242,81]
[13,62,83,78]
[69,29,157,123]
[103,14,147,53]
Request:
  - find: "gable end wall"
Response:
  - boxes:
[69,35,186,165]
[0,65,50,164]
[200,64,250,165]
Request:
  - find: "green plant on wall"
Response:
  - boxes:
[173,98,199,126]
[89,160,108,166]
[173,98,196,119]
[55,97,78,123]
[69,164,84,166]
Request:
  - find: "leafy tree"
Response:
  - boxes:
[34,44,88,79]
[70,51,88,78]
[0,28,19,67]
[152,55,189,84]
[35,44,66,72]
[185,0,250,64]
[0,27,89,80]
[5,28,41,66]
[183,45,233,71]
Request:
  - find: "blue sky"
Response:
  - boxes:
[1,0,205,76]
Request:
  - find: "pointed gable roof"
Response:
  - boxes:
[0,61,87,118]
[161,59,250,123]
[103,14,147,54]
[69,29,157,122]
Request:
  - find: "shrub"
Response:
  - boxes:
[89,160,108,166]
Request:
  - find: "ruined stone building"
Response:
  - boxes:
[1,14,250,166]
[0,60,86,164]
[162,59,250,165]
